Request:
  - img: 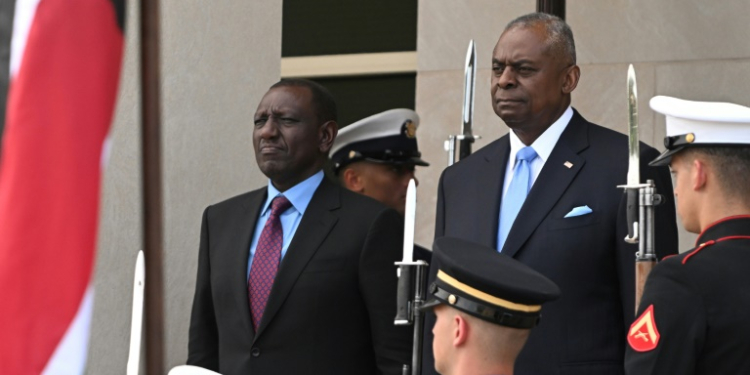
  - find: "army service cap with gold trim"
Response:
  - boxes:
[330,109,429,173]
[421,237,560,329]
[649,96,750,166]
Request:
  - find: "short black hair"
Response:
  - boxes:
[270,79,338,124]
[505,12,576,66]
[684,146,750,205]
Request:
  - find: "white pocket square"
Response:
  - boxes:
[564,205,593,218]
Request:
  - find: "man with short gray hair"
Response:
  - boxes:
[422,13,678,374]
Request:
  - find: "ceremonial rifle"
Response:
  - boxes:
[394,179,428,375]
[445,40,480,166]
[618,65,663,315]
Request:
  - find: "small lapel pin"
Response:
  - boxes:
[564,161,573,169]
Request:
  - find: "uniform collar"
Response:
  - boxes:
[696,215,750,245]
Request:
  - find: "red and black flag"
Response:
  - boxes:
[0,0,125,373]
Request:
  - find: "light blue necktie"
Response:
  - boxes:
[497,146,537,251]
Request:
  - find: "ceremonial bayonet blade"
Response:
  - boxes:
[626,64,640,187]
[622,64,640,244]
[461,40,476,140]
[446,40,480,166]
[458,40,477,161]
[402,179,417,263]
[395,179,417,325]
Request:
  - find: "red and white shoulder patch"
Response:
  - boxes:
[628,304,660,352]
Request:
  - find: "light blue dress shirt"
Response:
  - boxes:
[501,106,573,197]
[498,106,573,251]
[246,170,324,280]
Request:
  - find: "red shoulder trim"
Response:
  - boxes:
[717,235,750,243]
[682,236,750,264]
[696,215,750,246]
[682,240,715,264]
[661,254,678,261]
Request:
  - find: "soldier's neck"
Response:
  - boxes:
[452,356,513,375]
[699,199,750,234]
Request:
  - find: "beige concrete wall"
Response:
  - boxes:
[87,1,282,373]
[415,0,750,250]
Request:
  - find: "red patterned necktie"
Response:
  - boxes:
[248,195,292,331]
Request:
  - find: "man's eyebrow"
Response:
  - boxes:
[491,58,534,66]
[512,59,534,66]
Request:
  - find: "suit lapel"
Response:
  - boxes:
[501,111,590,258]
[253,178,339,341]
[475,138,510,248]
[232,189,267,340]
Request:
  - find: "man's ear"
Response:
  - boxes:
[342,167,364,193]
[319,120,338,154]
[692,158,708,191]
[453,314,469,347]
[562,64,580,94]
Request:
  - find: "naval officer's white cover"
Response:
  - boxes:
[650,95,750,145]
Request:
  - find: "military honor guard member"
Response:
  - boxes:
[625,96,750,375]
[187,79,411,374]
[421,237,560,375]
[330,108,431,262]
[423,12,679,375]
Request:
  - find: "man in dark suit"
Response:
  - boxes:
[188,79,411,374]
[422,13,678,375]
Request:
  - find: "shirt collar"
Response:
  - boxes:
[262,170,325,216]
[508,106,573,167]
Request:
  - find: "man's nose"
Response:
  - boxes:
[497,67,517,89]
[257,119,279,138]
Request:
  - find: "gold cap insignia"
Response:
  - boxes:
[349,150,357,159]
[686,133,695,143]
[404,120,417,139]
[448,294,457,305]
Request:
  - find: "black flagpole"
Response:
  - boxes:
[140,0,165,373]
[537,0,566,19]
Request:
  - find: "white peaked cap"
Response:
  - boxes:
[648,96,750,166]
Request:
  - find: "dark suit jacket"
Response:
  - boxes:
[422,110,678,375]
[188,177,411,375]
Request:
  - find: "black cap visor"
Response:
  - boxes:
[419,298,442,311]
[649,146,685,167]
[334,150,429,173]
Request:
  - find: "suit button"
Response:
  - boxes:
[251,347,261,357]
